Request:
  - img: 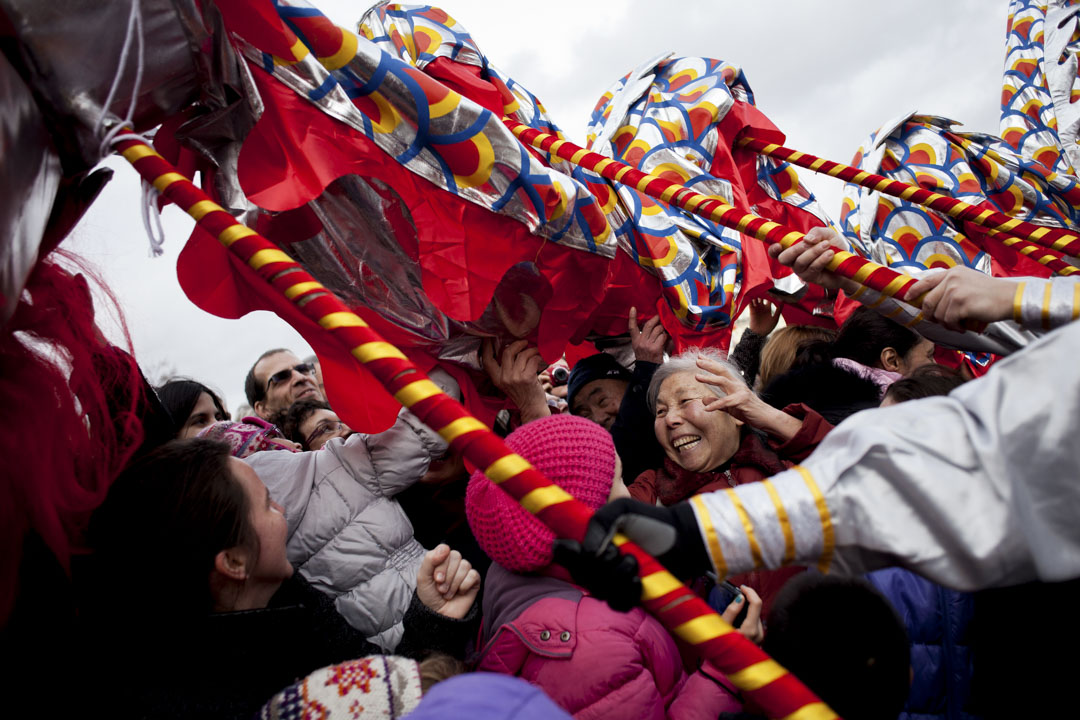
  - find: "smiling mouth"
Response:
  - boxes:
[672,435,702,452]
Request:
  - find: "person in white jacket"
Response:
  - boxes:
[555,253,1080,604]
[242,404,448,651]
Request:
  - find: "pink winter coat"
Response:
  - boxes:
[475,564,741,720]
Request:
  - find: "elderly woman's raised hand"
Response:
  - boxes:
[694,356,803,442]
[416,544,481,619]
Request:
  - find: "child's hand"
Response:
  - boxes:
[416,544,481,619]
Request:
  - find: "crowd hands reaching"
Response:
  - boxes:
[78,233,1080,719]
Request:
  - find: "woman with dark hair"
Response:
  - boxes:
[832,306,936,378]
[156,378,229,438]
[85,438,480,719]
[880,364,966,406]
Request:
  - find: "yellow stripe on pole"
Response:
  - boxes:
[520,484,574,514]
[151,172,186,193]
[284,281,323,299]
[640,570,683,602]
[319,311,368,329]
[437,416,488,444]
[727,659,787,691]
[219,224,257,246]
[248,248,294,270]
[781,702,839,720]
[120,144,161,163]
[485,453,533,484]
[672,613,734,645]
[351,341,407,363]
[188,200,220,221]
[393,378,443,407]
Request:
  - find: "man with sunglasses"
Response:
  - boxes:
[245,348,325,420]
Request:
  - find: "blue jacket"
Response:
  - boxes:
[868,568,981,720]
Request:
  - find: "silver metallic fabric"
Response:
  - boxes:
[0,0,208,167]
[0,52,61,322]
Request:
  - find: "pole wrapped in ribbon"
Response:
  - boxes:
[504,120,923,308]
[114,131,840,720]
[740,136,1080,271]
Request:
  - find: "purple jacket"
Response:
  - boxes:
[475,564,741,720]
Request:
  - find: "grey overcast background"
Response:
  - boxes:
[65,0,1005,415]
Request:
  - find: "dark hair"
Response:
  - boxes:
[276,397,332,449]
[245,348,290,406]
[832,307,921,369]
[157,379,228,437]
[762,574,910,720]
[88,439,258,619]
[760,363,880,425]
[883,364,966,403]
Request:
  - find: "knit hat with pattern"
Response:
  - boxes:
[466,414,616,573]
[197,417,296,458]
[258,656,422,720]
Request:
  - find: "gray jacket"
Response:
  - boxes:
[246,409,448,650]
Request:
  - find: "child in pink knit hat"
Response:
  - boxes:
[467,414,740,719]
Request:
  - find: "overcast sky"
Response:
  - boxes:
[64,0,1005,415]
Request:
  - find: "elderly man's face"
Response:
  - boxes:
[570,378,629,431]
[253,351,322,419]
[653,371,742,473]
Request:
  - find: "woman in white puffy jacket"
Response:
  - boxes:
[201,399,450,650]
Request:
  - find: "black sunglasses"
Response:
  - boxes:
[266,362,315,392]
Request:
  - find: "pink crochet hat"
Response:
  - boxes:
[466,414,616,573]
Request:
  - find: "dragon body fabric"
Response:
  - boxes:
[160,0,834,431]
[837,0,1080,371]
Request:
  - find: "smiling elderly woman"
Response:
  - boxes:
[630,347,834,507]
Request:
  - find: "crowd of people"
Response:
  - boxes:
[18,228,1080,719]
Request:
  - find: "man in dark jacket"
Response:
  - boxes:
[567,308,667,483]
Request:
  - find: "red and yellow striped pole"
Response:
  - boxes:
[505,120,922,306]
[740,136,1080,271]
[113,130,839,720]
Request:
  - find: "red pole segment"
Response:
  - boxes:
[113,132,840,720]
[505,120,921,306]
[740,136,1080,269]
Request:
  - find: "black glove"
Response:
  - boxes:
[553,498,712,612]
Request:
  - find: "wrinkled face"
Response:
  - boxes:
[898,338,936,377]
[230,458,293,584]
[178,392,226,439]
[571,378,629,431]
[299,408,352,451]
[653,371,742,473]
[253,351,322,418]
